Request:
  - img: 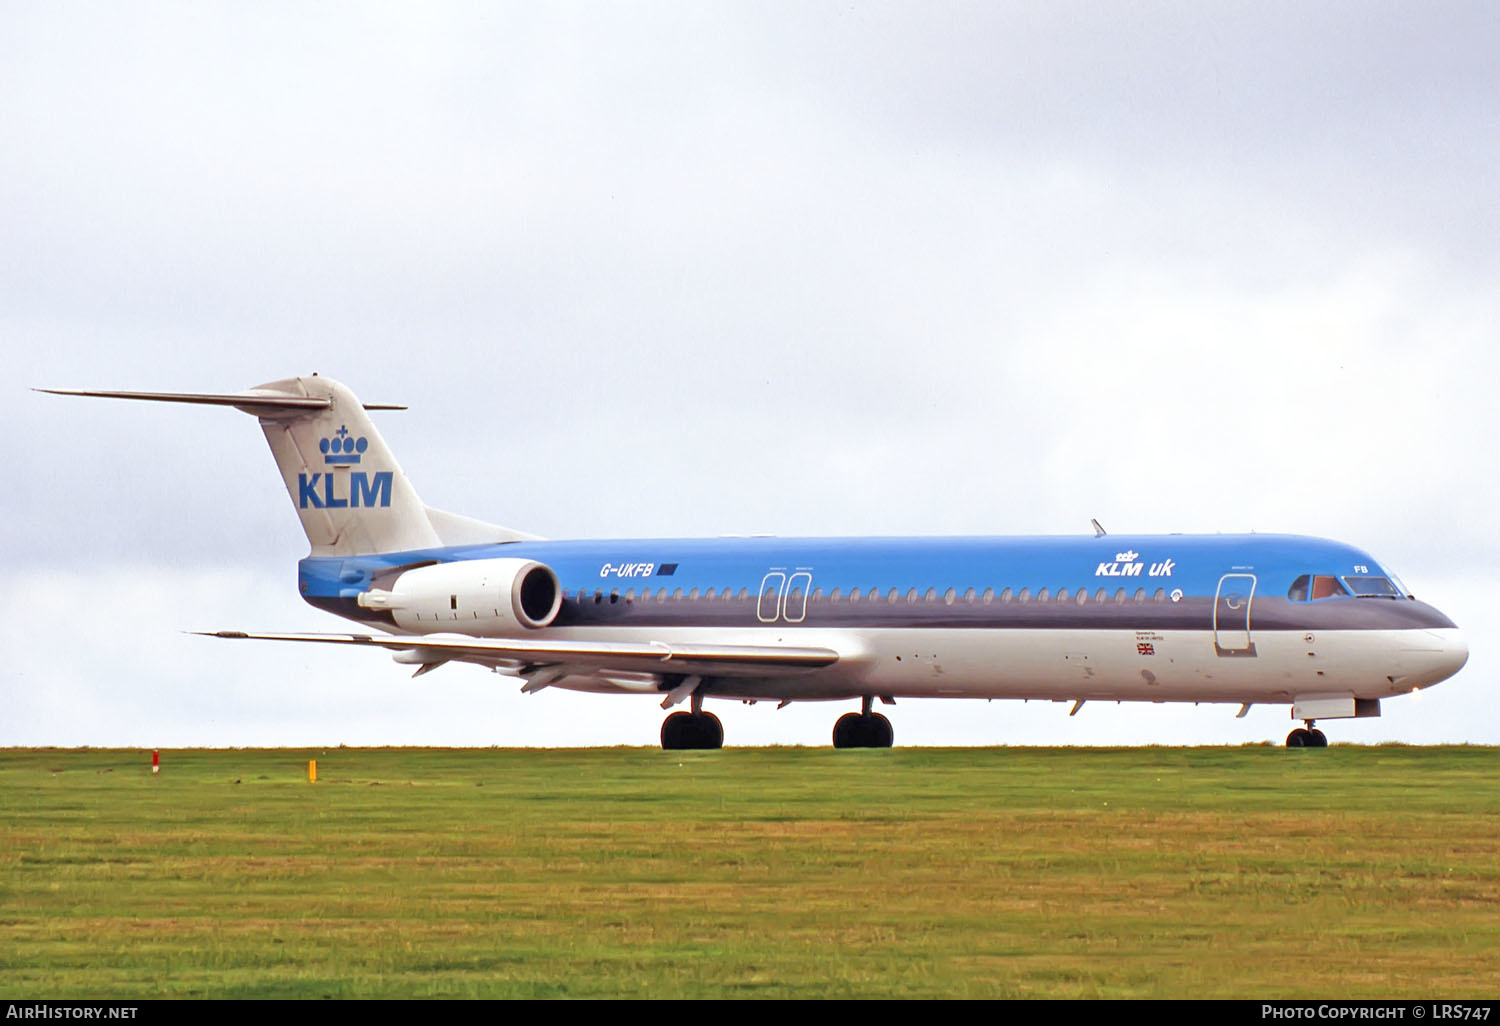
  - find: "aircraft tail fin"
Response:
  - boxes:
[38,376,536,556]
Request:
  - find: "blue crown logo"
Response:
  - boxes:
[320,425,368,464]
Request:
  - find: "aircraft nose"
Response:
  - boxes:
[1411,627,1468,687]
[1440,628,1470,680]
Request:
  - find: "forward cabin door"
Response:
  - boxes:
[1213,573,1258,657]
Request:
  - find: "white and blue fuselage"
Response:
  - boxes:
[45,375,1467,748]
[297,533,1465,709]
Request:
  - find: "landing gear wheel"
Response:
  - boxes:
[833,713,862,749]
[1286,728,1311,748]
[1306,728,1327,748]
[833,712,895,749]
[662,712,690,750]
[694,711,724,749]
[661,711,723,750]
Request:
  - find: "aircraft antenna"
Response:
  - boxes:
[1091,518,1107,537]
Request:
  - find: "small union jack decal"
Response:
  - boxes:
[1137,642,1155,656]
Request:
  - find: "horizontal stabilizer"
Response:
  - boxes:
[41,375,500,556]
[35,387,404,412]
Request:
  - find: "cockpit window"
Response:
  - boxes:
[1343,576,1401,597]
[1288,575,1310,601]
[1310,575,1349,600]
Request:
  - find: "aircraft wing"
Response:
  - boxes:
[196,630,840,686]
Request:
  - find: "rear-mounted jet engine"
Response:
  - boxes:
[358,557,562,632]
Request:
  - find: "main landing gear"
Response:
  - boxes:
[660,691,723,750]
[661,711,723,749]
[657,692,897,751]
[1286,721,1329,748]
[832,696,895,749]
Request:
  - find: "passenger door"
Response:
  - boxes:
[1213,573,1258,657]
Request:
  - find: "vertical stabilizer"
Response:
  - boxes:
[249,376,442,556]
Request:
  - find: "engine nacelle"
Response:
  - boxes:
[357,557,562,632]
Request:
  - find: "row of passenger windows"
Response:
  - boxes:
[575,585,1176,606]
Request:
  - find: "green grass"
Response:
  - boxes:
[3,745,1499,998]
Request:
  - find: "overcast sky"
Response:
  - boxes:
[4,2,1496,748]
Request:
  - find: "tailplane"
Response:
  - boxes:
[38,375,535,556]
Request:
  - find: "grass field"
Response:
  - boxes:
[3,745,1498,999]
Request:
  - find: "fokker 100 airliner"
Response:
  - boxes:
[44,375,1468,749]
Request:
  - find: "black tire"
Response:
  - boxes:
[1286,728,1311,748]
[834,712,893,749]
[694,711,724,749]
[833,712,863,749]
[661,711,694,750]
[1307,728,1328,748]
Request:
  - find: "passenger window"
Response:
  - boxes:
[1017,588,1031,604]
[1288,575,1310,601]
